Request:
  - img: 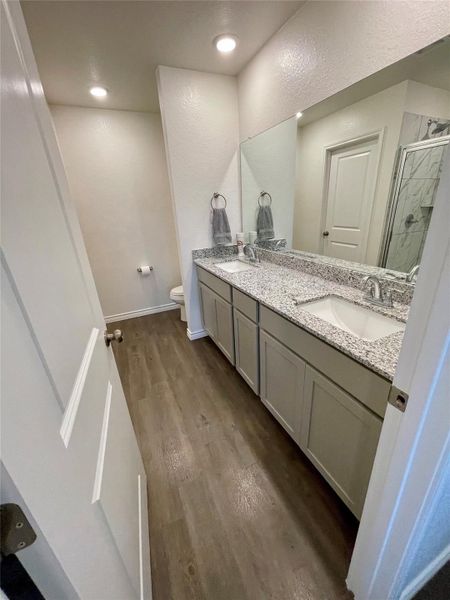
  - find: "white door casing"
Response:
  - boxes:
[1,2,151,598]
[322,133,382,262]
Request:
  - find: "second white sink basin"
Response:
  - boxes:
[217,260,258,274]
[299,295,405,341]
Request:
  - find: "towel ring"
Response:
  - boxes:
[210,192,227,209]
[258,191,272,207]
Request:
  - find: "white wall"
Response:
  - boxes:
[157,66,240,336]
[241,116,297,246]
[293,81,408,265]
[237,1,450,141]
[404,80,450,119]
[50,106,180,320]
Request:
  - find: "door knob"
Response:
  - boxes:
[322,230,330,237]
[104,329,124,347]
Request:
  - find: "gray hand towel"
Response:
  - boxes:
[212,208,232,245]
[257,205,274,240]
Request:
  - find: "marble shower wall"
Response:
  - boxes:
[385,112,449,272]
[399,112,450,145]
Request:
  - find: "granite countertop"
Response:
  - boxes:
[195,256,409,381]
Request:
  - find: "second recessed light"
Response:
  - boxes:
[214,34,238,53]
[90,86,108,98]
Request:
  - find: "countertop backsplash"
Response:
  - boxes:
[192,245,415,306]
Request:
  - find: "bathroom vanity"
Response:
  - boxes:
[195,253,409,518]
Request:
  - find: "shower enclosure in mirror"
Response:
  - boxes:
[240,37,450,277]
[381,135,449,271]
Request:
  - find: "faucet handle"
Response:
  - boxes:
[406,264,419,283]
[383,289,393,308]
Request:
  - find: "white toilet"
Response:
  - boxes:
[170,285,186,322]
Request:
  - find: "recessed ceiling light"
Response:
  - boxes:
[214,34,238,53]
[296,112,303,119]
[90,86,108,98]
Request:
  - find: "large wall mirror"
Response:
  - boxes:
[241,38,450,275]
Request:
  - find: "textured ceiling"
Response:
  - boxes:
[21,0,304,112]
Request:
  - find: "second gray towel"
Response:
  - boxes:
[212,208,232,245]
[257,205,274,240]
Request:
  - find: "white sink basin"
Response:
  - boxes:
[217,260,258,274]
[299,295,405,341]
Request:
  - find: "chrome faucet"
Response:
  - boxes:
[405,265,419,283]
[274,240,285,251]
[244,244,259,263]
[362,275,393,308]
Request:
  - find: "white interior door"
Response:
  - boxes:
[1,2,151,598]
[347,151,450,600]
[322,136,380,262]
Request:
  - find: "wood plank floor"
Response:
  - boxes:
[112,310,358,600]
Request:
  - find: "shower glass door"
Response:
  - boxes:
[381,136,449,272]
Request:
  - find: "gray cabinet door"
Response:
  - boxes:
[300,365,382,518]
[199,282,217,340]
[260,330,305,444]
[234,308,259,393]
[215,293,235,365]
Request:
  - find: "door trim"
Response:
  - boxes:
[319,129,384,258]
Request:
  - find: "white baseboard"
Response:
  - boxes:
[400,544,450,600]
[187,328,208,341]
[105,302,179,323]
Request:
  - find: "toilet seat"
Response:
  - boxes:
[170,285,184,297]
[170,285,186,322]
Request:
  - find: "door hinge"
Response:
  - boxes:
[0,504,37,556]
[388,385,409,413]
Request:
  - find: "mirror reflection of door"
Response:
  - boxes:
[240,38,450,274]
[322,135,381,263]
[381,136,449,272]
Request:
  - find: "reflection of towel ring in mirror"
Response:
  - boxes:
[210,192,227,209]
[258,191,272,207]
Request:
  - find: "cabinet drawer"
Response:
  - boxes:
[197,267,232,302]
[260,305,389,418]
[233,289,258,323]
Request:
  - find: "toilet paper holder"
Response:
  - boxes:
[137,266,154,273]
